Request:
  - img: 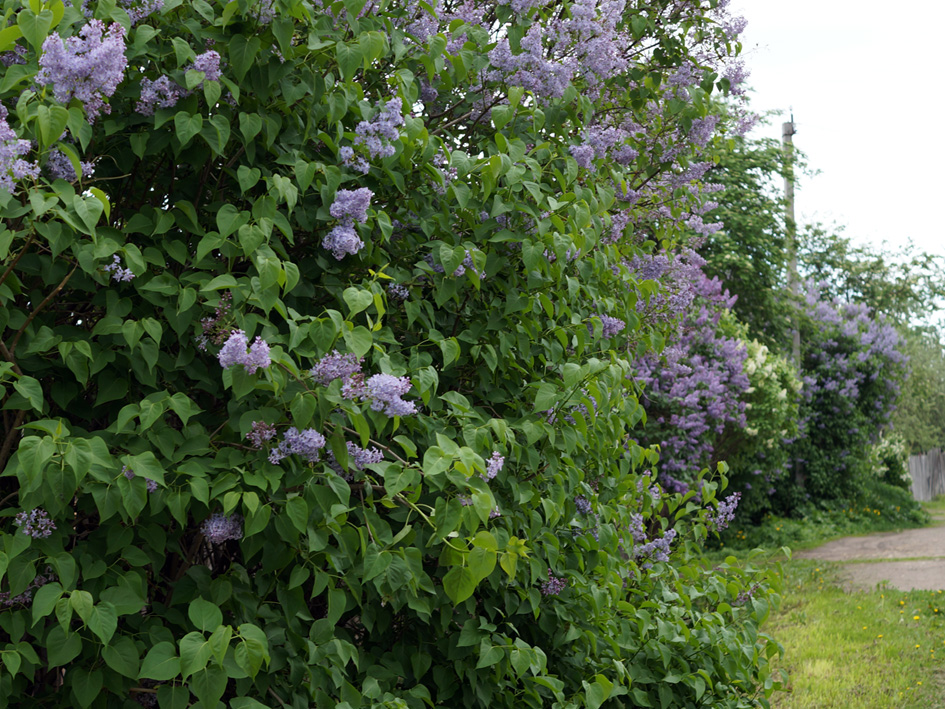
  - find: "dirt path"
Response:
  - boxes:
[795,514,945,591]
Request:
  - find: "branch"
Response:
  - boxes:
[9,262,79,357]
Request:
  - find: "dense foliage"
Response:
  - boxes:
[0,0,785,707]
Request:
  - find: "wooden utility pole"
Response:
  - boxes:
[783,116,800,365]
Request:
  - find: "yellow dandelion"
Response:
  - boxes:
[915,615,921,620]
[877,634,883,638]
[916,644,921,649]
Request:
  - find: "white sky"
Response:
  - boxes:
[732,0,945,259]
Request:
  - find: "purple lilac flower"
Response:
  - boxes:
[329,188,373,223]
[540,569,567,596]
[341,372,367,400]
[120,0,163,23]
[0,572,52,608]
[484,452,504,480]
[458,495,473,506]
[346,441,384,469]
[191,50,222,82]
[268,427,326,464]
[0,105,39,193]
[365,373,417,417]
[103,254,134,281]
[14,508,56,539]
[36,20,128,122]
[321,223,364,260]
[706,492,740,532]
[136,75,184,115]
[387,283,410,301]
[45,149,93,181]
[574,495,593,515]
[354,97,404,159]
[201,513,243,544]
[310,350,362,386]
[217,330,271,374]
[246,421,277,448]
[251,0,276,23]
[0,45,27,67]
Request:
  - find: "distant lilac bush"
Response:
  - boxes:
[781,284,908,502]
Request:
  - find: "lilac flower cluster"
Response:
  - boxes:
[387,283,410,301]
[46,149,93,182]
[136,50,222,115]
[706,492,740,531]
[104,254,134,282]
[0,571,53,608]
[246,420,277,448]
[122,465,158,493]
[217,330,271,374]
[136,76,182,115]
[268,427,326,464]
[14,508,56,539]
[354,97,404,160]
[628,514,677,568]
[0,105,39,193]
[574,495,593,515]
[201,513,243,544]
[196,291,233,351]
[0,45,26,67]
[37,21,128,122]
[540,569,568,596]
[311,350,362,386]
[365,373,417,417]
[590,314,625,339]
[322,188,373,260]
[329,441,385,479]
[120,0,164,24]
[484,452,505,480]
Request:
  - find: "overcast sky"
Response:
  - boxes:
[732,0,945,259]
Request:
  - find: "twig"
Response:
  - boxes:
[9,262,79,356]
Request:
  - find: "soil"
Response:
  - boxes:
[794,514,945,591]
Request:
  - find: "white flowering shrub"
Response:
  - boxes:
[0,0,783,707]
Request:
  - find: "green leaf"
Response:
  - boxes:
[533,382,558,411]
[103,636,140,678]
[443,566,477,604]
[335,42,362,81]
[87,602,118,645]
[174,112,203,148]
[139,641,181,681]
[46,626,82,667]
[343,287,374,315]
[14,376,44,412]
[17,8,53,50]
[191,666,228,707]
[31,581,63,626]
[285,496,309,533]
[188,598,223,632]
[70,590,94,623]
[343,326,373,358]
[70,668,103,708]
[180,631,212,679]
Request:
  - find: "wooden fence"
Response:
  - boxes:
[909,448,945,501]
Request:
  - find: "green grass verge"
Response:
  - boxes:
[765,559,945,709]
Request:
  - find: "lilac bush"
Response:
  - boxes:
[781,284,909,502]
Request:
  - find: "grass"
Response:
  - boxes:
[715,495,945,708]
[764,559,945,708]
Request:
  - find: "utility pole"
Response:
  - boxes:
[783,115,800,365]
[783,114,804,488]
